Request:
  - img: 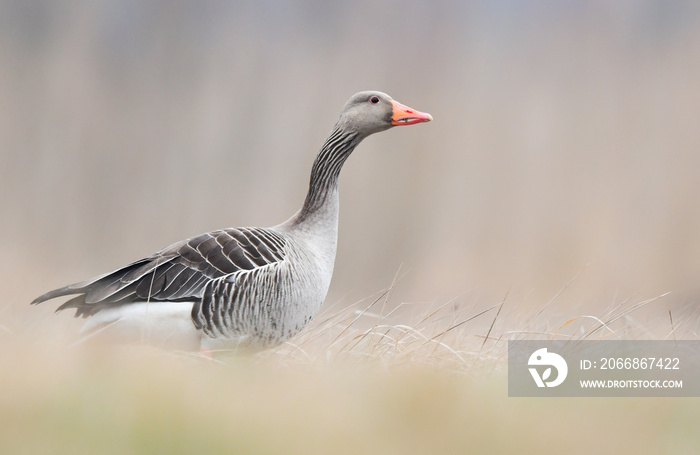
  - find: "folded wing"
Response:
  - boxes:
[31,227,287,318]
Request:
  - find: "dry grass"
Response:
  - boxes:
[3,279,699,455]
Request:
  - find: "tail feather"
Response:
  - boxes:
[55,294,89,317]
[31,257,172,318]
[31,285,82,305]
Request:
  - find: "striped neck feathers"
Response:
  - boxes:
[297,125,363,221]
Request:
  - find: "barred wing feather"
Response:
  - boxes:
[31,228,287,318]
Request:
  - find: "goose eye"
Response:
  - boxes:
[370,96,380,104]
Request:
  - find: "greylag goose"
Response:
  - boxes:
[31,91,432,352]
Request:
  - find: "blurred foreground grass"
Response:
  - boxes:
[2,289,699,455]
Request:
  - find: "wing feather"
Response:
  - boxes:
[32,227,287,319]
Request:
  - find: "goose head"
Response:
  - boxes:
[337,91,432,137]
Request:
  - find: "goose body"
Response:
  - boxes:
[32,91,432,352]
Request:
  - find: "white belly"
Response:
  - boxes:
[80,301,202,351]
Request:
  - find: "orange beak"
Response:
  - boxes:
[391,100,433,126]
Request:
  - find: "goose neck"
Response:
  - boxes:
[296,126,363,223]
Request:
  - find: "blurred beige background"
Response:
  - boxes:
[2,1,700,325]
